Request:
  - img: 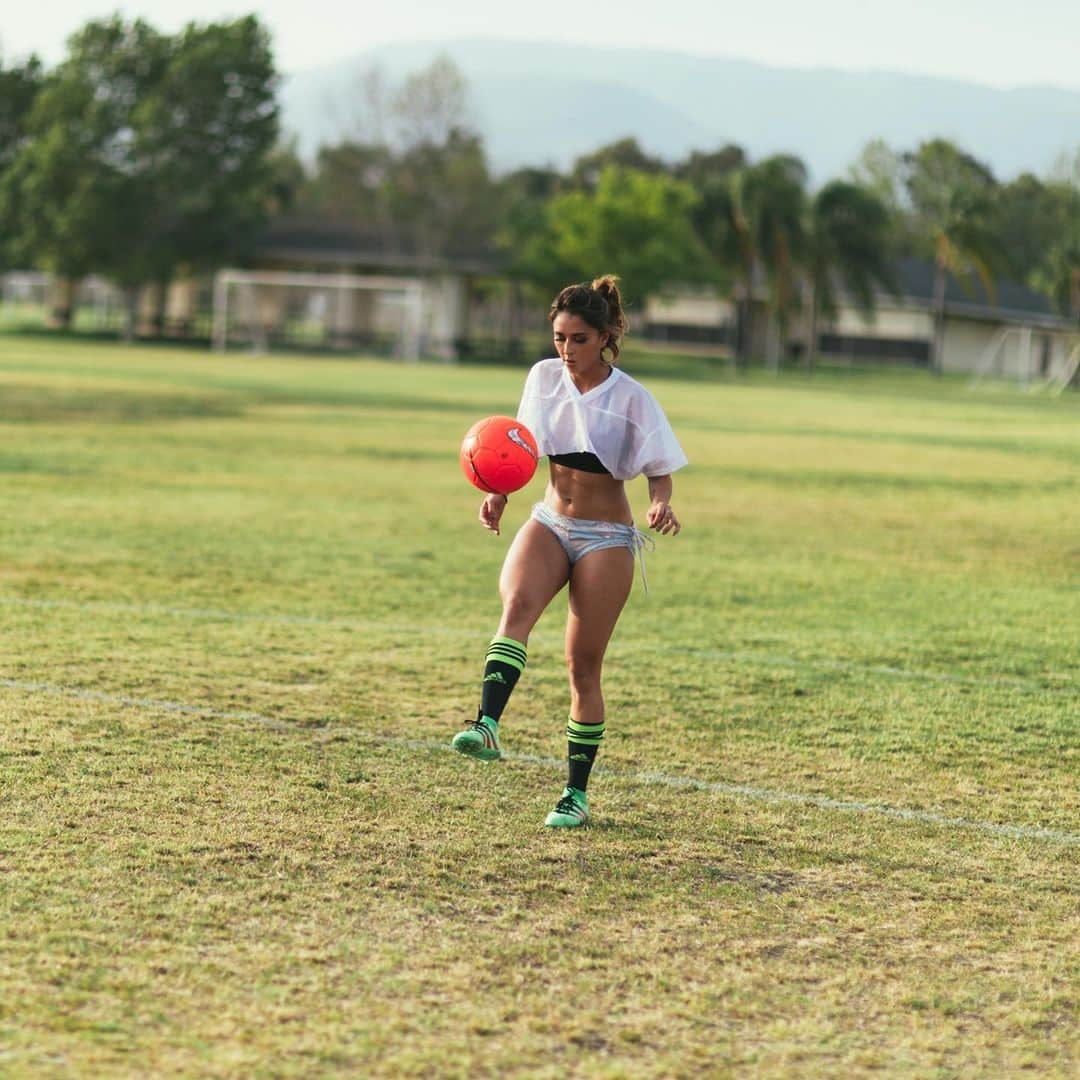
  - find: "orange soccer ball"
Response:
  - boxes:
[459,415,539,496]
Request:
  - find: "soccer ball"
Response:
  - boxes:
[460,415,539,495]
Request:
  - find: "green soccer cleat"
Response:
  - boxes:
[544,786,590,828]
[451,717,502,762]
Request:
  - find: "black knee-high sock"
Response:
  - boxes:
[567,717,605,791]
[478,636,527,725]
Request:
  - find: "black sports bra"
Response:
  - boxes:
[549,452,612,476]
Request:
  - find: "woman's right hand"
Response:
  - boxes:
[479,493,508,535]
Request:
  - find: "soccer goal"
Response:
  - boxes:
[211,270,425,358]
[968,325,1078,391]
[1049,340,1080,396]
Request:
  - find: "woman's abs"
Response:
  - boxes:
[545,462,632,525]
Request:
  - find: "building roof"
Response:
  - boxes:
[251,220,1073,331]
[253,217,505,276]
[886,257,1072,329]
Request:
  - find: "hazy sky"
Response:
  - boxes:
[3,0,1080,90]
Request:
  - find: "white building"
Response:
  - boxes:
[644,257,1078,385]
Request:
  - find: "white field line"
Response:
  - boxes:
[2,676,1077,848]
[0,677,295,732]
[1,594,1074,693]
[0,595,402,632]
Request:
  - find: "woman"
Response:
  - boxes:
[452,275,688,827]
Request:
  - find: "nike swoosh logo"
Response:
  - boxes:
[507,427,538,460]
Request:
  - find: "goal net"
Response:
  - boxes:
[968,325,1079,392]
[211,270,425,358]
[1050,340,1080,396]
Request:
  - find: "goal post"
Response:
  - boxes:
[1049,340,1080,396]
[211,269,425,359]
[968,325,1078,391]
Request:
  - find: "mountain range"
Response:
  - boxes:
[279,39,1080,184]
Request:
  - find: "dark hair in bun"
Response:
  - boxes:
[548,274,628,363]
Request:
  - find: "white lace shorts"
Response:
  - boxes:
[531,502,654,592]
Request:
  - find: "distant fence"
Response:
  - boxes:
[0,272,221,340]
[1,272,128,334]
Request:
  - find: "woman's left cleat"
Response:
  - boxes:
[451,718,502,761]
[544,786,590,828]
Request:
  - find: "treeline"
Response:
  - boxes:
[2,30,1078,364]
[292,59,1080,368]
[0,15,285,335]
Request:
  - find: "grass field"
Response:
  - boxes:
[0,334,1077,1077]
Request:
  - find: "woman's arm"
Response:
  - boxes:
[645,474,681,535]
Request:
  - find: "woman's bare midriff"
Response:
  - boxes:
[544,462,633,525]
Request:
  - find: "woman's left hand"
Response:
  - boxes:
[647,501,681,535]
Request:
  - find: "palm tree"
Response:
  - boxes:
[903,140,1001,374]
[803,180,896,372]
[697,157,808,369]
[1033,183,1080,323]
[741,156,809,371]
[694,168,755,368]
[1035,241,1080,324]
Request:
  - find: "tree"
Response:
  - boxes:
[0,54,44,171]
[496,166,565,242]
[1015,154,1080,322]
[902,139,1001,373]
[514,165,707,312]
[301,140,395,225]
[0,19,170,327]
[691,169,755,367]
[848,138,917,257]
[691,155,810,369]
[298,55,498,261]
[389,54,469,150]
[492,167,568,351]
[804,181,896,371]
[674,144,748,354]
[262,140,306,218]
[849,140,904,213]
[1032,171,1080,322]
[995,173,1068,282]
[570,137,667,191]
[742,155,809,370]
[388,127,495,260]
[0,53,45,269]
[378,53,497,259]
[0,15,279,335]
[1035,235,1080,322]
[674,144,746,188]
[1050,146,1080,188]
[118,15,278,337]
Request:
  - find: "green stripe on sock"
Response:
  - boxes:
[567,719,605,745]
[567,719,605,735]
[487,653,525,673]
[486,637,527,672]
[488,636,526,656]
[487,644,526,660]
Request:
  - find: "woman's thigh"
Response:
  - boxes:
[497,518,571,637]
[565,545,635,668]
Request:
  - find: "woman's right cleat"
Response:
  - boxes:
[451,718,502,761]
[544,786,590,828]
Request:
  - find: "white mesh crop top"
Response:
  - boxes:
[516,359,688,481]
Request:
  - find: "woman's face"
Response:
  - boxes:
[552,312,607,379]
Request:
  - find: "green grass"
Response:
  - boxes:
[0,333,1077,1078]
